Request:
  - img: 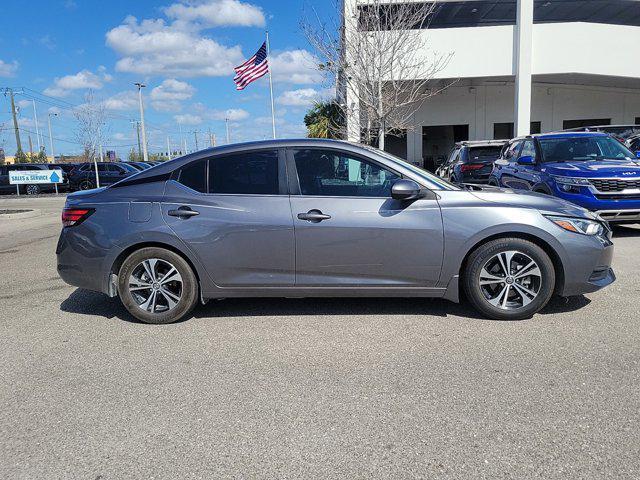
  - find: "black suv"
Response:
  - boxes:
[436,140,507,184]
[68,162,138,190]
[0,163,68,195]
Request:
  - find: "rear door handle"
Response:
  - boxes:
[168,206,199,218]
[297,209,331,223]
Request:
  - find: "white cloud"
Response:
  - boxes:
[208,108,249,121]
[113,132,129,141]
[106,14,244,77]
[174,113,203,125]
[150,79,195,112]
[270,50,323,84]
[278,88,322,107]
[151,79,195,101]
[103,91,138,111]
[17,99,32,109]
[164,0,265,28]
[43,68,111,97]
[0,59,18,77]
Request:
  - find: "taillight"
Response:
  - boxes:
[460,163,485,172]
[62,208,93,227]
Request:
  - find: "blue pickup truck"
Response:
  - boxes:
[489,132,640,223]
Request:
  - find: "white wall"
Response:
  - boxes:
[399,22,640,81]
[406,83,640,164]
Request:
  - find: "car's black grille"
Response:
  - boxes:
[590,178,640,192]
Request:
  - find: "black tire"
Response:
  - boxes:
[463,238,555,320]
[25,184,40,195]
[79,180,95,190]
[118,247,199,324]
[488,178,499,187]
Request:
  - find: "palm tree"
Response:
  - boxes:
[304,101,344,139]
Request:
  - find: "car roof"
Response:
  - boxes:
[455,140,508,148]
[113,138,424,187]
[512,131,610,141]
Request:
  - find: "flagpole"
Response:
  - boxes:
[265,30,277,139]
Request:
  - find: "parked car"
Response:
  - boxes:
[57,139,614,324]
[0,163,67,195]
[123,161,152,171]
[68,162,138,190]
[625,133,640,154]
[436,140,507,184]
[563,125,640,144]
[489,132,640,223]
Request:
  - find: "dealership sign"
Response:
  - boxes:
[9,169,63,185]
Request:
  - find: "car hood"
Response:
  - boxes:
[541,158,640,178]
[466,185,597,219]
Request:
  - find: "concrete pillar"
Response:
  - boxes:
[514,0,533,136]
[343,0,361,143]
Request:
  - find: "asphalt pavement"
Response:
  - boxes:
[0,196,639,479]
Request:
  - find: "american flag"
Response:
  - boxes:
[233,42,269,91]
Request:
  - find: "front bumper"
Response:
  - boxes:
[559,232,615,297]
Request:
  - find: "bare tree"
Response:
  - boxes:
[303,0,454,149]
[74,91,108,187]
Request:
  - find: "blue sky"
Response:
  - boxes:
[0,0,333,157]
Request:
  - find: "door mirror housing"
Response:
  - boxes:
[391,179,423,200]
[517,155,535,166]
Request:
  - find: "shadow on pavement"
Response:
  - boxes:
[61,288,592,324]
[611,225,640,238]
[538,295,591,315]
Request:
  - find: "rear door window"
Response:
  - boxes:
[519,141,537,161]
[178,160,207,193]
[208,150,279,195]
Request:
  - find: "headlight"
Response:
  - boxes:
[550,176,591,186]
[545,215,604,236]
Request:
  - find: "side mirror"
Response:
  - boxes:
[635,151,640,158]
[517,155,535,165]
[391,179,422,201]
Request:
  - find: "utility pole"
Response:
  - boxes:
[225,118,230,144]
[178,120,186,154]
[208,127,213,147]
[134,83,149,162]
[212,133,216,147]
[167,136,172,160]
[28,135,33,159]
[7,88,22,153]
[194,130,199,151]
[135,121,142,160]
[48,113,57,159]
[31,99,41,153]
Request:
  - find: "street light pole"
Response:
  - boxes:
[32,100,41,153]
[134,83,149,162]
[47,113,57,159]
[225,117,230,144]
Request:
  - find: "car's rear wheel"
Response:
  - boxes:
[118,247,199,324]
[463,238,555,320]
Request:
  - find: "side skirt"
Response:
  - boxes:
[202,286,447,299]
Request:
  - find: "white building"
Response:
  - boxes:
[343,0,640,169]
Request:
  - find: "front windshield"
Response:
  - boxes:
[539,136,636,163]
[371,147,461,190]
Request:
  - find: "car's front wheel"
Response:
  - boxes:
[118,247,199,324]
[78,180,95,190]
[25,184,40,195]
[463,238,555,320]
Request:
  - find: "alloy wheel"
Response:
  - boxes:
[26,185,40,195]
[128,258,183,314]
[479,250,542,310]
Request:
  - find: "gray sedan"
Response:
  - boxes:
[56,139,615,324]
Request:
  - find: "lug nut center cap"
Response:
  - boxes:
[505,276,515,285]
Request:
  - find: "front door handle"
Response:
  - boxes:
[168,206,199,218]
[297,209,331,223]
